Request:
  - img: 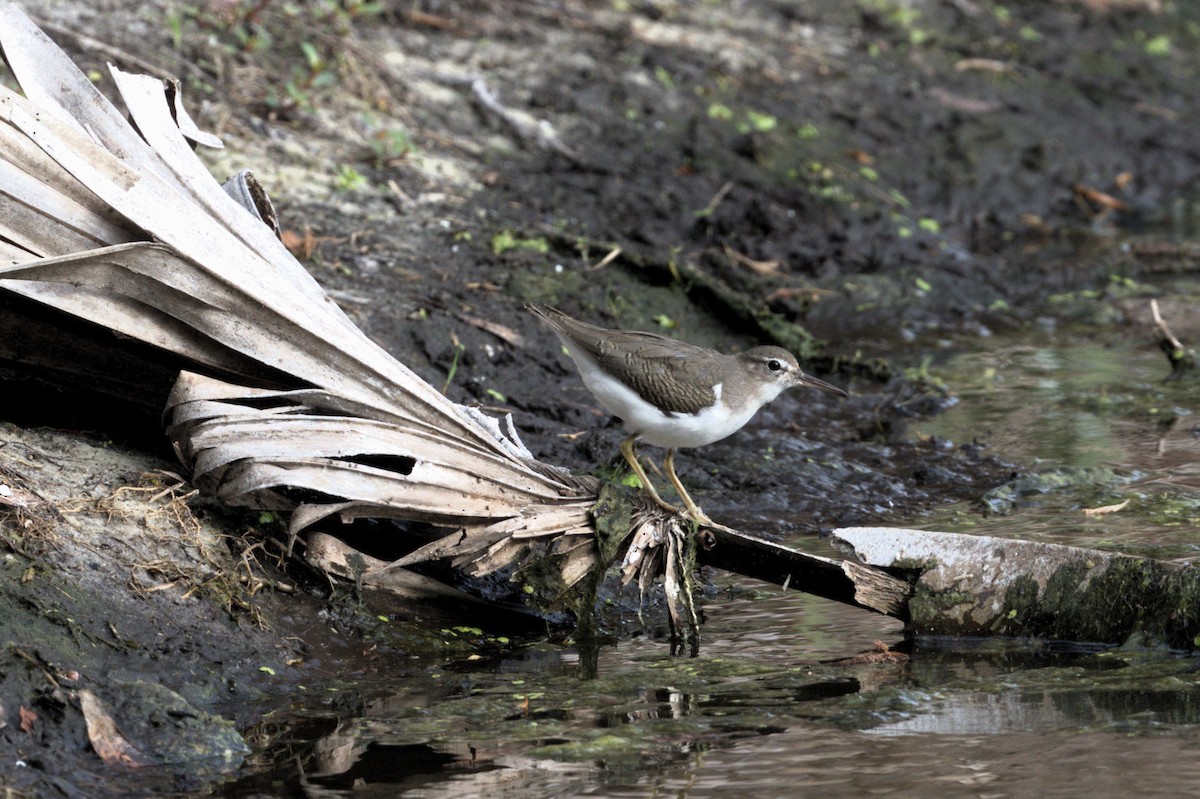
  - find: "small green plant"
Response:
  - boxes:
[491,230,549,255]
[741,109,777,133]
[257,510,283,526]
[194,0,382,115]
[279,40,340,110]
[166,8,184,49]
[707,102,734,121]
[369,127,413,167]
[904,354,946,389]
[335,164,367,191]
[442,338,466,394]
[1144,34,1171,56]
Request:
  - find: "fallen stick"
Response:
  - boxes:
[1151,298,1197,378]
[700,526,912,619]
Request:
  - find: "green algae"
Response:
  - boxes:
[906,550,1200,650]
[981,466,1130,515]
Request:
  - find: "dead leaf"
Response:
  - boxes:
[828,641,909,666]
[281,227,317,259]
[764,286,836,304]
[1083,499,1130,516]
[723,245,780,275]
[79,689,146,767]
[1073,184,1128,212]
[0,482,40,508]
[1018,213,1054,235]
[929,87,1004,114]
[456,312,525,346]
[404,8,456,29]
[19,705,37,733]
[1077,0,1161,13]
[1133,101,1179,121]
[954,58,1019,75]
[586,245,622,272]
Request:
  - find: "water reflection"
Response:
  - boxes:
[907,329,1199,556]
[914,331,1197,484]
[605,728,1200,799]
[228,592,1200,798]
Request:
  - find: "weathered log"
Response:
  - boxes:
[833,526,1200,649]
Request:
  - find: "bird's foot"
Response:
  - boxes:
[684,503,740,534]
[644,492,688,517]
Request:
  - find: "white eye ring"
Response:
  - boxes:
[767,359,784,372]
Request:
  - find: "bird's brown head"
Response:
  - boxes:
[737,346,848,403]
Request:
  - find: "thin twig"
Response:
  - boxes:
[1150,298,1196,377]
[587,246,623,272]
[424,70,580,162]
[697,181,734,217]
[1150,298,1184,351]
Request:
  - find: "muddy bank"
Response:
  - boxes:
[2,0,1198,794]
[0,426,292,795]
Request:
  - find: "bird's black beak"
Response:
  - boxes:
[796,371,848,398]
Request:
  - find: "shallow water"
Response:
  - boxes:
[226,324,1200,798]
[914,328,1197,487]
[908,326,1199,558]
[229,590,1200,798]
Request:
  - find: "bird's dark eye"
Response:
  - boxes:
[767,359,784,372]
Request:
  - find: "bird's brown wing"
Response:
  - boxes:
[530,305,719,415]
[591,333,719,415]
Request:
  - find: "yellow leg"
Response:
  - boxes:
[619,436,684,514]
[663,449,712,526]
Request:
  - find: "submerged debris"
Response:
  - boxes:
[1152,298,1197,379]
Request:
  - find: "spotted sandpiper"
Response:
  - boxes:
[529,304,847,524]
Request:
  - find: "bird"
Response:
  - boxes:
[528,304,847,525]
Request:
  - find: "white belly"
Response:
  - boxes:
[570,347,756,450]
